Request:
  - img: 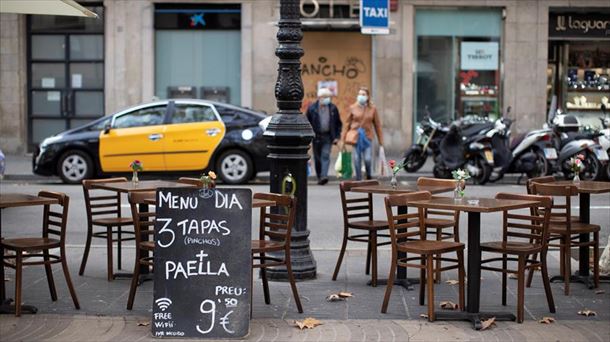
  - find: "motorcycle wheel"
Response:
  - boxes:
[581,151,603,181]
[402,147,427,172]
[526,149,549,179]
[467,155,492,185]
[433,165,451,179]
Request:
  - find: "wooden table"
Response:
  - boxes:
[548,181,610,286]
[0,193,60,315]
[408,196,541,330]
[350,184,455,289]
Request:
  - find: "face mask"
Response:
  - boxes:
[357,95,368,105]
[321,97,331,105]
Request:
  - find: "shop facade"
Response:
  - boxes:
[1,0,609,156]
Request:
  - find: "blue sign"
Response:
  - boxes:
[360,0,389,35]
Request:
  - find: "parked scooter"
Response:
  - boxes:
[433,121,495,184]
[596,104,610,179]
[487,107,558,182]
[402,110,449,172]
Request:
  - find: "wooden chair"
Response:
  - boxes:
[252,192,303,313]
[382,191,465,321]
[480,193,555,323]
[527,175,579,222]
[177,177,204,187]
[416,177,461,283]
[332,180,390,287]
[531,183,600,295]
[1,191,80,316]
[80,177,135,281]
[126,191,156,310]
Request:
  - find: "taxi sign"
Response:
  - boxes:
[360,0,390,35]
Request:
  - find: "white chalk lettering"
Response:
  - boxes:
[215,286,246,296]
[157,218,175,248]
[177,219,231,236]
[215,191,243,210]
[165,250,229,280]
[157,191,198,209]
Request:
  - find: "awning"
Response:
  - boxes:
[0,0,97,18]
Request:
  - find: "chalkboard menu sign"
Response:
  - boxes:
[152,187,252,339]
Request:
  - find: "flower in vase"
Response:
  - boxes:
[568,155,585,174]
[451,168,471,181]
[130,160,143,172]
[200,170,217,188]
[388,159,404,175]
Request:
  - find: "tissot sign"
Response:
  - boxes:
[360,0,389,35]
[549,12,610,39]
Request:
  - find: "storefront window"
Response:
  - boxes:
[414,9,502,129]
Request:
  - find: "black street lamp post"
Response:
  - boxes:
[263,0,316,280]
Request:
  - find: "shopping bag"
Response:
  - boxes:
[334,152,343,175]
[378,146,388,176]
[340,149,353,179]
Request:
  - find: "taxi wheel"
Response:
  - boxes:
[58,150,93,184]
[216,149,253,184]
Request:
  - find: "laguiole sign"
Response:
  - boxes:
[550,12,610,38]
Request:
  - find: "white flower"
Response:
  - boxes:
[456,170,466,179]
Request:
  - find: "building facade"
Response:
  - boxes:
[1,0,609,155]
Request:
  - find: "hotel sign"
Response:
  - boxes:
[549,12,610,39]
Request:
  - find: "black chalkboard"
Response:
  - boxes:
[152,187,252,339]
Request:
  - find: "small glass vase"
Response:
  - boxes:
[573,174,580,184]
[454,180,465,201]
[132,170,139,185]
[390,174,398,190]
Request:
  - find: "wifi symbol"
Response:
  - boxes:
[155,298,172,311]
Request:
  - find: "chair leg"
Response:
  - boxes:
[435,229,442,284]
[517,256,526,323]
[365,238,371,276]
[426,255,435,322]
[285,249,303,313]
[457,250,465,311]
[381,253,397,313]
[60,249,80,309]
[106,226,114,281]
[419,256,425,306]
[260,253,270,305]
[117,226,122,270]
[526,253,538,288]
[540,252,555,313]
[332,229,349,281]
[15,251,23,317]
[43,249,58,301]
[563,238,571,296]
[78,224,94,276]
[126,252,141,310]
[371,231,378,287]
[502,254,507,306]
[593,232,600,289]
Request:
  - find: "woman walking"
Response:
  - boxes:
[341,87,384,180]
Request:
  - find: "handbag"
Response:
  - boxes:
[340,149,353,179]
[345,129,358,145]
[334,152,343,175]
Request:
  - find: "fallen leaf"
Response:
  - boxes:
[595,289,605,295]
[4,278,11,282]
[419,313,429,319]
[578,309,597,317]
[440,301,459,310]
[294,317,322,330]
[480,317,496,330]
[538,317,555,324]
[137,321,150,326]
[326,294,343,302]
[445,279,459,285]
[338,292,353,298]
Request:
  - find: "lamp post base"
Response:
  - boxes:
[266,229,317,280]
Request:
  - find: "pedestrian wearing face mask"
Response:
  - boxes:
[341,86,384,180]
[306,87,342,185]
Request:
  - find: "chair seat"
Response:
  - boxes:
[348,220,389,230]
[549,222,600,234]
[93,217,133,226]
[424,218,455,228]
[251,240,285,253]
[1,237,60,250]
[397,240,463,254]
[480,241,541,254]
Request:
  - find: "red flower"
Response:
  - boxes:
[388,160,396,168]
[577,154,585,160]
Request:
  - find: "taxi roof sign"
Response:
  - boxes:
[360,0,389,35]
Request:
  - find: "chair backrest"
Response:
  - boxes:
[416,177,460,222]
[530,183,577,233]
[526,175,555,194]
[495,193,553,248]
[177,177,204,187]
[384,191,431,245]
[254,192,296,247]
[340,180,378,225]
[128,191,157,246]
[82,177,127,222]
[40,191,69,245]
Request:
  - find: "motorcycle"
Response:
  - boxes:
[596,104,610,179]
[488,108,558,182]
[433,121,494,185]
[402,114,448,172]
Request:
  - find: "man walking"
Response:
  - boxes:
[306,87,342,185]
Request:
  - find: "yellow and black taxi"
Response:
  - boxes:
[34,99,271,184]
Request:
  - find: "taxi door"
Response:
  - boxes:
[163,102,225,170]
[99,104,168,172]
